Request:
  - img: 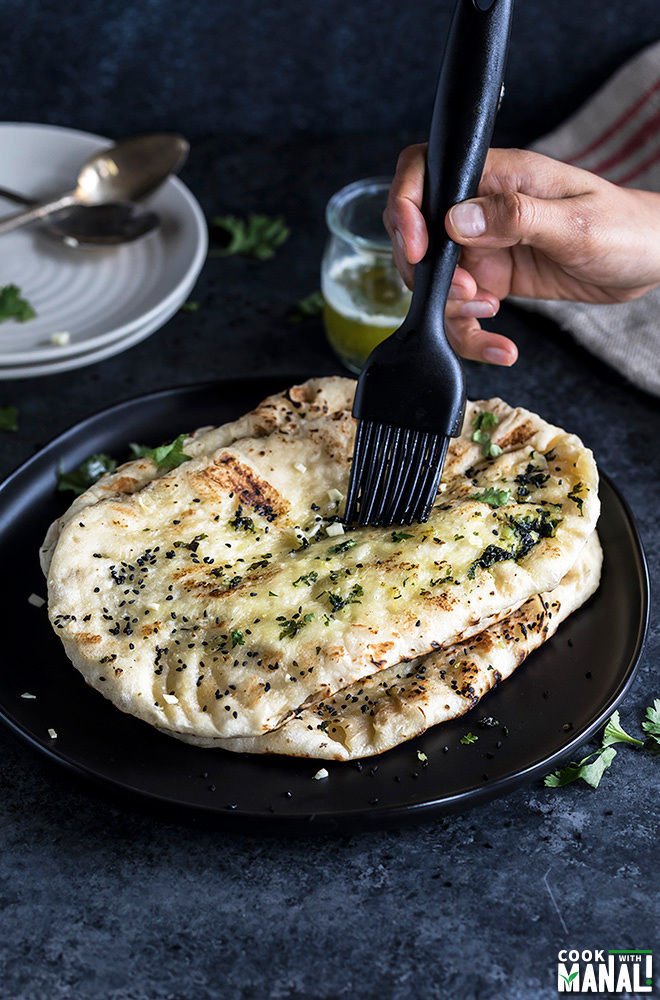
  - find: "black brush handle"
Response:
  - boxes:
[407,0,514,327]
[351,0,513,437]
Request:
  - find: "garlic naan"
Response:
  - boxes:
[169,532,602,759]
[42,378,599,740]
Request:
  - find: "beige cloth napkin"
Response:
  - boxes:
[515,40,660,397]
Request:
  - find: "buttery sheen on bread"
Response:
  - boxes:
[42,377,600,747]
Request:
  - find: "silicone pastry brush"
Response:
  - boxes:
[343,0,513,526]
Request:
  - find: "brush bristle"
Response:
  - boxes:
[343,420,448,526]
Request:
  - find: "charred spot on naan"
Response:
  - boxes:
[190,453,289,521]
[425,590,458,612]
[140,621,162,637]
[367,639,396,669]
[445,434,474,468]
[495,418,536,450]
[76,632,102,645]
[100,474,142,496]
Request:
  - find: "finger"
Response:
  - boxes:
[446,316,518,366]
[478,148,598,200]
[395,253,415,290]
[384,143,428,263]
[395,256,479,300]
[445,190,600,264]
[448,266,477,299]
[446,293,500,319]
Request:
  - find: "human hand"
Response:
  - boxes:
[383,146,660,365]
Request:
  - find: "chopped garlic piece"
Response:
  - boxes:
[21,692,36,700]
[50,331,71,346]
[28,593,45,608]
[325,522,344,537]
[313,768,329,780]
[146,602,160,612]
[327,488,343,502]
[163,693,179,705]
[439,482,448,493]
[47,728,58,739]
[294,463,307,474]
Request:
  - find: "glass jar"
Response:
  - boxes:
[321,177,412,374]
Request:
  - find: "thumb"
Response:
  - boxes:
[445,191,593,261]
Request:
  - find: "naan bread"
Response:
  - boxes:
[168,532,602,758]
[43,377,599,740]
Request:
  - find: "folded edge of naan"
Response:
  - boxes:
[166,532,602,759]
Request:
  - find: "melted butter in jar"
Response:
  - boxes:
[322,257,411,373]
[322,178,411,373]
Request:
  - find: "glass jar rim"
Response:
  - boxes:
[325,176,393,255]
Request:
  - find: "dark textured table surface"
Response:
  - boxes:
[1,135,658,1000]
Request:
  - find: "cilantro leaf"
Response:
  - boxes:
[642,699,660,748]
[391,530,413,542]
[515,463,550,498]
[460,732,478,745]
[228,505,255,533]
[471,487,511,507]
[277,612,314,640]
[0,284,36,323]
[289,291,324,323]
[567,482,585,515]
[545,702,660,791]
[130,434,191,470]
[473,411,498,432]
[57,453,117,495]
[544,747,617,789]
[231,629,245,648]
[327,584,363,613]
[602,710,644,748]
[0,406,18,431]
[211,214,289,260]
[471,411,502,458]
[328,537,356,555]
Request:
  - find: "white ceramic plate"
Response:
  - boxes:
[0,123,207,365]
[0,265,199,379]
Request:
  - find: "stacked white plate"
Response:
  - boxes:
[0,123,208,378]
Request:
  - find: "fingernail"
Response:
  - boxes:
[483,346,514,366]
[450,202,486,237]
[448,284,467,300]
[393,228,406,253]
[459,300,495,318]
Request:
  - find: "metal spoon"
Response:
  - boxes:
[0,186,160,247]
[0,133,188,236]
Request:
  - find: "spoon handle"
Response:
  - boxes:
[0,192,77,235]
[0,186,34,207]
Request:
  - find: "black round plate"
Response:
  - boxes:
[0,377,649,830]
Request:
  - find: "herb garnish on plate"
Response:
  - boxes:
[130,434,191,471]
[57,454,117,495]
[0,284,36,323]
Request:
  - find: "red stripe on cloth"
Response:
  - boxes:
[589,105,660,176]
[567,78,660,164]
[613,143,660,185]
